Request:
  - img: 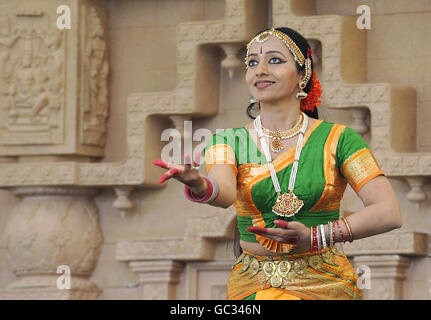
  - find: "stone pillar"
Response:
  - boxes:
[0,0,109,299]
[353,255,410,300]
[0,187,103,299]
[129,261,184,300]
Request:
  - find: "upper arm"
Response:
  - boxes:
[357,174,396,207]
[207,164,237,195]
[336,126,401,228]
[336,126,385,194]
[203,129,238,204]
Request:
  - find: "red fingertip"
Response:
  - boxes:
[247,226,267,233]
[275,220,289,228]
[153,159,168,168]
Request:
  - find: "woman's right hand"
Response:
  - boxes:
[152,151,207,196]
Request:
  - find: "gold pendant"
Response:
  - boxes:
[270,139,284,153]
[272,190,304,217]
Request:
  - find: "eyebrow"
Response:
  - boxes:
[248,50,287,58]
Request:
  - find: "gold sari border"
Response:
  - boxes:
[342,148,385,193]
[310,124,346,212]
[204,144,238,176]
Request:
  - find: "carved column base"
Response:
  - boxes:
[129,260,184,300]
[353,255,410,300]
[0,186,103,300]
[0,275,101,300]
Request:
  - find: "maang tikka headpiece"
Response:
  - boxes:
[245,28,305,67]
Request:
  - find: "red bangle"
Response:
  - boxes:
[312,226,318,252]
[335,220,346,244]
[184,177,212,203]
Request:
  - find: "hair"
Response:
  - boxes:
[245,27,319,121]
[236,27,319,259]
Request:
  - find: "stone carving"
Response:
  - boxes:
[130,261,184,300]
[0,0,263,187]
[81,7,109,147]
[343,230,428,256]
[0,8,65,146]
[352,255,411,300]
[220,43,242,79]
[116,206,236,262]
[185,261,233,299]
[0,186,103,299]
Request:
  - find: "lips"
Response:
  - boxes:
[255,80,275,89]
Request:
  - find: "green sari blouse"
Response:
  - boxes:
[203,119,384,253]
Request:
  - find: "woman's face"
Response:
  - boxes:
[245,35,302,104]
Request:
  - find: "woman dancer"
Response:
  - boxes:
[153,27,401,300]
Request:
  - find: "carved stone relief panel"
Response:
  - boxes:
[0,6,65,146]
[80,5,109,148]
[0,0,109,157]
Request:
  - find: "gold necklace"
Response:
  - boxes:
[261,113,304,153]
[253,113,308,218]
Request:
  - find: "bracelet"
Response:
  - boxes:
[342,217,354,243]
[316,225,321,251]
[184,176,219,203]
[330,221,336,248]
[328,222,333,248]
[320,224,327,250]
[335,220,346,244]
[310,227,313,252]
[312,226,318,252]
[205,176,220,203]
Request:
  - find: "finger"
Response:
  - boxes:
[256,228,299,242]
[184,153,192,171]
[247,228,298,244]
[153,159,170,169]
[193,150,201,167]
[158,168,179,184]
[246,226,267,235]
[274,220,289,229]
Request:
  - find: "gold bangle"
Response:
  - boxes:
[341,217,353,243]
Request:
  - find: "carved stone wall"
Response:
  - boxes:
[0,0,430,300]
[0,0,109,157]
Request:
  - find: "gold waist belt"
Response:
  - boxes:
[233,248,342,289]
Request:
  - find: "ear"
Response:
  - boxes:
[298,69,306,82]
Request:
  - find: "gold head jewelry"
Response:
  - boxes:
[245,28,305,67]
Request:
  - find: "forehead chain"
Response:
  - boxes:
[245,28,305,67]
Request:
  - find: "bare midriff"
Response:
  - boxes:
[240,240,290,256]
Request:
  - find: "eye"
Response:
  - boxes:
[269,57,284,64]
[248,59,258,67]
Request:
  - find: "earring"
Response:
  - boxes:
[296,82,308,100]
[296,54,312,100]
[250,98,261,110]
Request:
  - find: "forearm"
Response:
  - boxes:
[322,201,402,245]
[339,201,401,241]
[190,176,236,209]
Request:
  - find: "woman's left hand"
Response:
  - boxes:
[247,220,311,253]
